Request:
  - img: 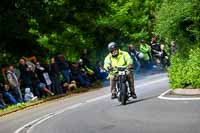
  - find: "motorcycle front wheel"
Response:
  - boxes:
[121,83,127,105]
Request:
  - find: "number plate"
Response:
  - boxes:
[118,71,125,75]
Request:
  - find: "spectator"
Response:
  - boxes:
[139,40,152,70]
[0,83,18,105]
[49,57,63,94]
[56,54,71,83]
[150,37,162,66]
[70,62,90,87]
[78,59,96,82]
[6,65,23,102]
[170,40,177,56]
[35,62,52,90]
[94,61,108,80]
[80,48,92,68]
[24,88,37,102]
[27,65,54,98]
[0,92,7,109]
[160,43,170,67]
[128,44,142,74]
[19,58,32,88]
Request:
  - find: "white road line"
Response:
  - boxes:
[14,114,54,133]
[86,94,110,103]
[158,90,200,100]
[26,114,55,133]
[14,77,168,133]
[54,103,84,115]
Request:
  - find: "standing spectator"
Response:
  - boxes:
[170,40,177,56]
[139,40,152,70]
[56,54,71,83]
[80,48,92,68]
[128,44,142,74]
[160,43,170,67]
[49,57,63,94]
[6,65,23,102]
[19,58,32,88]
[150,37,162,66]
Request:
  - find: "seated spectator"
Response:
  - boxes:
[35,62,52,90]
[6,65,23,102]
[24,88,37,102]
[94,61,108,80]
[27,65,54,98]
[70,62,91,87]
[0,93,7,109]
[78,59,96,82]
[0,83,18,105]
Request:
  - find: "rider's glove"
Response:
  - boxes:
[128,64,133,70]
[108,66,113,71]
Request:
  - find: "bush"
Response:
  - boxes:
[168,47,200,89]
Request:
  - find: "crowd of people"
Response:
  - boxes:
[0,49,108,109]
[103,37,177,100]
[128,37,177,74]
[0,37,177,109]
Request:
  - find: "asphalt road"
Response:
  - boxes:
[0,72,200,133]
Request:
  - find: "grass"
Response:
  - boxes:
[0,80,104,117]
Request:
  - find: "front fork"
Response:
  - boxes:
[117,75,128,99]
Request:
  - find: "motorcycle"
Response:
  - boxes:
[114,66,131,105]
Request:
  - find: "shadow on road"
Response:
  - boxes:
[126,95,158,105]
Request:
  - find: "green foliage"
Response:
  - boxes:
[97,0,160,43]
[154,0,199,46]
[168,47,200,89]
[155,0,200,89]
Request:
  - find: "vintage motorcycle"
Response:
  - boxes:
[114,66,132,105]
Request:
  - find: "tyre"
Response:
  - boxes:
[121,83,127,105]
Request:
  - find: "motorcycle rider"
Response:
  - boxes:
[104,42,137,99]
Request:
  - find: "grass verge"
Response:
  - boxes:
[0,80,104,117]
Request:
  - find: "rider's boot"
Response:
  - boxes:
[111,93,117,100]
[131,93,137,99]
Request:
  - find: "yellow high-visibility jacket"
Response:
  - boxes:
[104,49,133,72]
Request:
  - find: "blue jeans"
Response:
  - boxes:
[3,92,18,104]
[72,75,90,87]
[62,70,70,83]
